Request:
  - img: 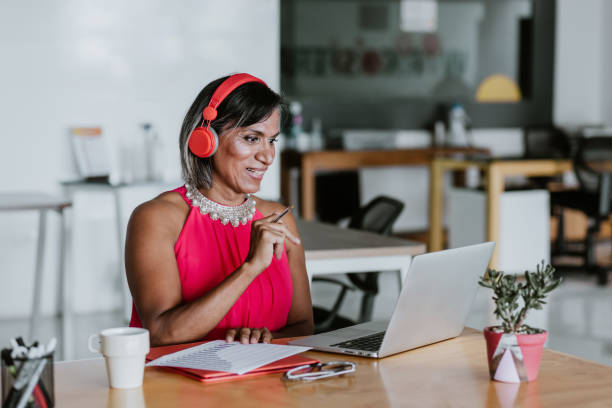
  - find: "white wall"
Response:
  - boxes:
[0,0,280,317]
[554,0,609,126]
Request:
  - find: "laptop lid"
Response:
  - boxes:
[378,242,495,357]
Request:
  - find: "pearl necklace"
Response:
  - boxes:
[185,184,256,227]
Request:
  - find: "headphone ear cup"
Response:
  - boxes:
[188,126,219,158]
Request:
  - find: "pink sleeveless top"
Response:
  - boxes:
[129,186,293,340]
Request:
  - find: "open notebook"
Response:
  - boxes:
[146,340,318,384]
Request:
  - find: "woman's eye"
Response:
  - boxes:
[269,137,279,145]
[244,135,259,143]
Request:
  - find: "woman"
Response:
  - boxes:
[125,73,313,346]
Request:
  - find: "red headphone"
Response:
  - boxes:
[188,73,267,158]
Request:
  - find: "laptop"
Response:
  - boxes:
[290,242,495,358]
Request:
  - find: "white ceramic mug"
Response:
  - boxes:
[88,327,150,389]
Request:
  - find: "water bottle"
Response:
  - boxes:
[289,101,310,151]
[142,123,163,181]
[310,118,324,150]
[447,104,469,147]
[433,120,445,147]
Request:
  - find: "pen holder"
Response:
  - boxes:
[1,354,54,408]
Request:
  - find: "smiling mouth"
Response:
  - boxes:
[247,168,266,177]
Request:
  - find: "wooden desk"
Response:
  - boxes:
[588,162,612,173]
[428,157,573,268]
[54,328,612,407]
[0,193,72,359]
[281,147,488,220]
[298,219,425,287]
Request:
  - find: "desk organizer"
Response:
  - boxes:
[1,354,54,408]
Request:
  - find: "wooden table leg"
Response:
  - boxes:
[485,164,504,269]
[428,159,444,252]
[301,157,316,220]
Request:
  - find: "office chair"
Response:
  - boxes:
[523,125,573,188]
[312,195,405,333]
[551,136,612,285]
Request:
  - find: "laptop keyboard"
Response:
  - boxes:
[330,331,386,352]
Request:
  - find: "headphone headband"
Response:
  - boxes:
[188,73,268,158]
[203,73,267,121]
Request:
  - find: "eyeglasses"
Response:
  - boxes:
[283,361,356,382]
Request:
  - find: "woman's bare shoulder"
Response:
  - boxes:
[253,196,286,217]
[128,191,190,240]
[253,196,300,237]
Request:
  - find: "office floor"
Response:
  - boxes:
[1,248,611,364]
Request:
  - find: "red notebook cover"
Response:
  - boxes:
[146,340,318,384]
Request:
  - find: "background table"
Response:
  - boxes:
[298,219,425,288]
[428,157,572,268]
[54,328,612,407]
[0,192,72,359]
[281,147,489,220]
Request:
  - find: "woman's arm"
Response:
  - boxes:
[126,193,300,346]
[256,201,314,338]
[125,195,254,346]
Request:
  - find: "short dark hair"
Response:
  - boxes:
[179,74,286,189]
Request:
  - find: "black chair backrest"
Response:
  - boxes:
[574,136,612,191]
[574,136,612,218]
[523,125,572,159]
[346,196,404,293]
[347,196,405,235]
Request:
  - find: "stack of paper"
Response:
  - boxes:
[146,340,311,375]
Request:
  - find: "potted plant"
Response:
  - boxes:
[479,261,562,383]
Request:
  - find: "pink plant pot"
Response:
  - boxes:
[484,326,547,383]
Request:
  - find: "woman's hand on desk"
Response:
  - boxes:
[225,327,273,344]
[244,213,301,273]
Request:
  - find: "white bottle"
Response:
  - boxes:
[310,118,324,150]
[288,102,302,150]
[142,123,163,181]
[289,101,310,151]
[433,120,445,147]
[447,104,469,147]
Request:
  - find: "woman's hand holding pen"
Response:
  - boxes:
[244,207,300,274]
[228,208,298,345]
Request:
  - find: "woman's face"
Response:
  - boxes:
[210,109,280,201]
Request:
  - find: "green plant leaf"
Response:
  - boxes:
[480,261,561,333]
